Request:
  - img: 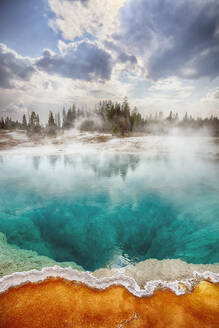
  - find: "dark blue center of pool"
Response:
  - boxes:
[0,152,218,270]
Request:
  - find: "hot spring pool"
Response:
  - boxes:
[0,150,218,271]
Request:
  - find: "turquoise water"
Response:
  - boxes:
[0,152,218,271]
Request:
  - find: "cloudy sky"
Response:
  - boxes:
[0,0,219,120]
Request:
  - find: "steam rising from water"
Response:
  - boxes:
[0,134,218,293]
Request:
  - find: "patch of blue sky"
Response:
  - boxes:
[0,0,61,57]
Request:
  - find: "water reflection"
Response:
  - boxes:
[30,154,140,180]
[63,154,140,179]
[32,156,41,170]
[0,152,218,270]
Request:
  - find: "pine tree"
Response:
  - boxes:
[183,112,188,121]
[30,112,37,127]
[48,111,55,126]
[0,118,5,129]
[62,107,66,127]
[122,96,130,117]
[57,112,61,128]
[36,114,40,125]
[167,110,173,121]
[22,114,27,128]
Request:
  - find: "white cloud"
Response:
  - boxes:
[0,60,135,121]
[35,40,112,81]
[113,0,219,80]
[48,0,127,41]
[202,87,219,103]
[150,77,194,98]
[1,101,29,119]
[0,43,35,89]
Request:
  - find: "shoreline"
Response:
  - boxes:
[1,130,219,159]
[0,263,218,296]
[1,231,219,293]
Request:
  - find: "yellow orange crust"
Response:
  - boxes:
[0,278,218,328]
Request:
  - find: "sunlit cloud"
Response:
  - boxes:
[48,0,127,41]
[0,0,219,118]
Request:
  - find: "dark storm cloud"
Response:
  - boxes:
[36,41,112,81]
[116,0,219,80]
[0,43,35,88]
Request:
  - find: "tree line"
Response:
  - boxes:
[1,97,219,136]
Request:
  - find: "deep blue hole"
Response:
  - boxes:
[0,153,218,271]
